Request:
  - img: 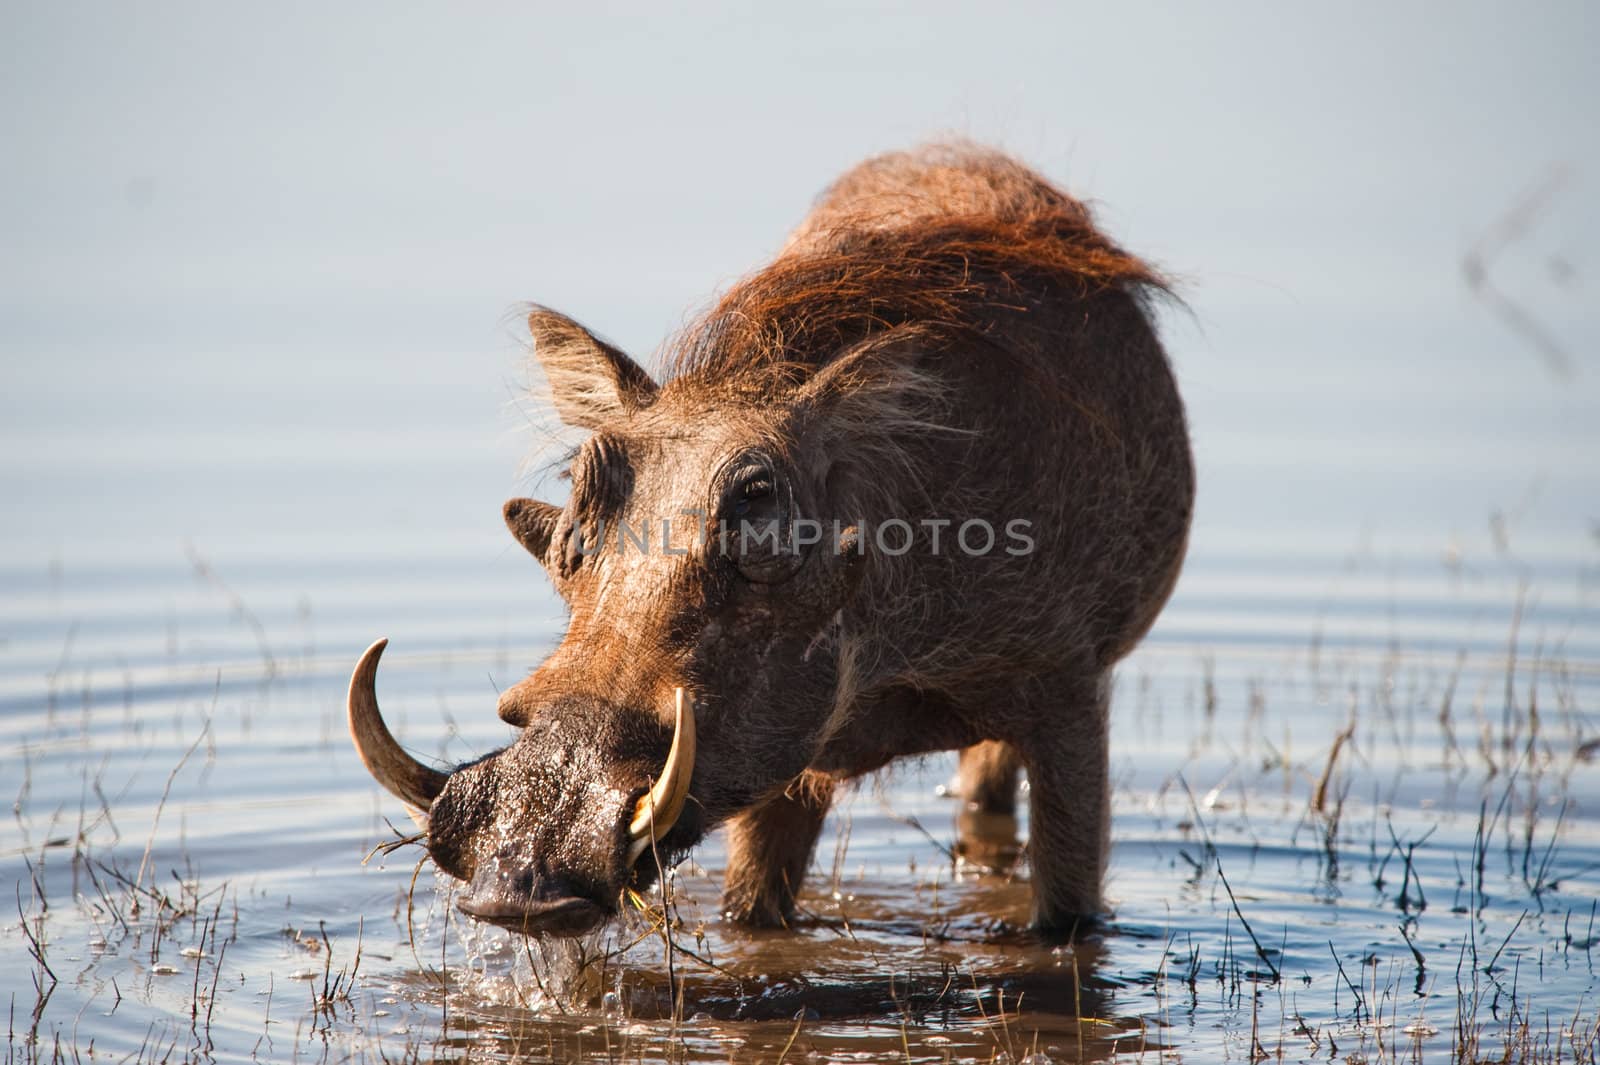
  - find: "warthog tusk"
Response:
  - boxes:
[347,638,448,825]
[626,687,696,867]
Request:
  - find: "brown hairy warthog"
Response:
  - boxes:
[348,143,1193,940]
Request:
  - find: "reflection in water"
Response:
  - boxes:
[414,863,1134,1061]
[955,807,1025,874]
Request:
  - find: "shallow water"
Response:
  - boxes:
[4,543,1597,1063]
[5,9,1600,1060]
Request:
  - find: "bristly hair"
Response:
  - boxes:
[663,162,1168,391]
[646,145,1173,704]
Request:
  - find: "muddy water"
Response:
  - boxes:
[4,544,1596,1063]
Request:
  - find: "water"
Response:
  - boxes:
[5,5,1599,1061]
[3,538,1597,1062]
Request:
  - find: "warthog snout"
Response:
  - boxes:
[348,639,697,933]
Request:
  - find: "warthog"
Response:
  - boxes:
[348,143,1193,940]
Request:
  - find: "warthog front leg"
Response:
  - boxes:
[721,770,835,927]
[1015,672,1112,939]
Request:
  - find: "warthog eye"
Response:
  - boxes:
[724,467,777,523]
[715,457,796,580]
[734,476,774,516]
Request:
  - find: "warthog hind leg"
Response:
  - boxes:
[954,740,1023,872]
[721,771,835,927]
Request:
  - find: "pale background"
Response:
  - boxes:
[4,2,1596,576]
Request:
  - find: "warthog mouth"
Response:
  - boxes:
[345,638,696,935]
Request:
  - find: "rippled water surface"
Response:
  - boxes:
[4,544,1597,1062]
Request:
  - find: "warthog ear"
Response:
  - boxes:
[794,326,947,438]
[528,306,657,428]
[503,498,562,561]
[790,327,954,503]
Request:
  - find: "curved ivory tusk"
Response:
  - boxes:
[626,687,696,866]
[347,638,448,824]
